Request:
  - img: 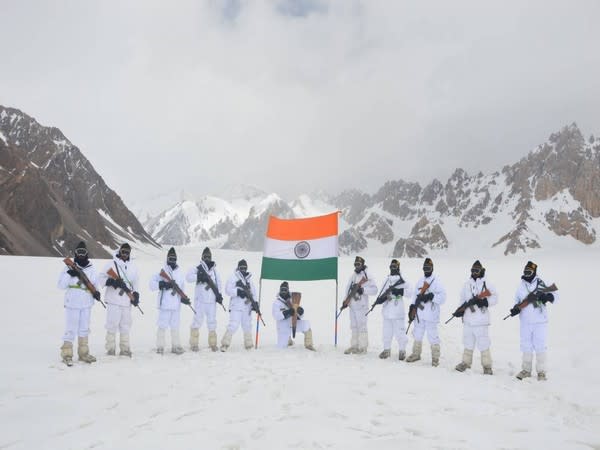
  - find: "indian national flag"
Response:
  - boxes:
[261,212,338,281]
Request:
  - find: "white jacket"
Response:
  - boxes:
[99,256,140,307]
[225,270,257,312]
[458,276,498,326]
[514,275,559,325]
[272,295,305,322]
[343,269,378,310]
[149,264,185,311]
[57,262,100,309]
[186,261,222,304]
[411,275,446,323]
[379,274,412,320]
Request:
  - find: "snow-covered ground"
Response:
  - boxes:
[1,249,598,449]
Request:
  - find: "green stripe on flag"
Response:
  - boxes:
[260,257,337,281]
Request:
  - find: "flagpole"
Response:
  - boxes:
[334,280,339,347]
[255,278,262,349]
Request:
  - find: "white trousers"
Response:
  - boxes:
[382,318,407,350]
[226,309,252,334]
[276,319,311,348]
[349,305,368,334]
[463,324,491,351]
[412,319,440,345]
[157,309,181,330]
[520,322,547,353]
[105,303,132,334]
[62,307,92,342]
[191,302,217,331]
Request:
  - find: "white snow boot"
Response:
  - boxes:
[481,349,493,375]
[516,352,533,380]
[398,349,406,361]
[220,330,232,352]
[431,344,441,367]
[105,332,116,356]
[356,331,368,354]
[379,349,391,359]
[344,331,359,354]
[61,341,73,366]
[244,332,254,350]
[536,352,547,381]
[78,336,96,363]
[288,336,294,347]
[156,328,166,354]
[304,329,316,351]
[190,328,200,352]
[171,329,184,355]
[119,334,132,358]
[406,341,422,363]
[455,349,473,372]
[208,330,218,352]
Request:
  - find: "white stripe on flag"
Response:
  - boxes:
[263,235,338,261]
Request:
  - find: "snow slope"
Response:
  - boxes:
[0,250,598,449]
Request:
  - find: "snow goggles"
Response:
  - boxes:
[389,263,399,271]
[238,265,248,272]
[75,248,88,257]
[354,262,363,268]
[471,267,481,276]
[423,265,433,272]
[279,286,289,295]
[120,249,130,257]
[167,255,177,264]
[523,268,534,277]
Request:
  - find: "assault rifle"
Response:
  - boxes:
[106,267,144,315]
[196,264,226,311]
[291,292,302,338]
[445,287,493,324]
[406,280,431,334]
[503,282,558,320]
[63,258,106,308]
[160,269,196,314]
[365,278,404,316]
[337,276,368,318]
[237,279,266,326]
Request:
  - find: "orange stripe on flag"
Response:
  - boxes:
[266,212,338,241]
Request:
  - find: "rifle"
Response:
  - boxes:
[445,287,492,324]
[160,269,196,314]
[366,277,404,316]
[337,275,368,318]
[291,292,302,338]
[63,258,106,309]
[106,267,144,315]
[414,280,432,310]
[503,282,557,320]
[196,264,226,311]
[238,278,266,326]
[406,304,419,335]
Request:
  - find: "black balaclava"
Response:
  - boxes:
[389,259,400,276]
[423,258,434,278]
[202,247,214,269]
[522,261,537,283]
[167,247,177,269]
[74,241,89,267]
[238,259,248,276]
[471,260,483,280]
[118,243,131,261]
[354,256,366,274]
[279,281,290,300]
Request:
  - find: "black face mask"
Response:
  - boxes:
[238,266,248,276]
[167,256,177,269]
[354,263,363,274]
[471,268,481,280]
[279,288,290,299]
[75,255,89,267]
[522,269,535,282]
[390,264,400,276]
[423,266,433,277]
[119,250,130,261]
[204,260,215,269]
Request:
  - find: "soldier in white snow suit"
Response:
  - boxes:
[271,281,315,351]
[372,259,412,360]
[149,247,190,355]
[100,243,140,357]
[186,247,223,352]
[452,260,498,375]
[509,261,559,381]
[342,256,377,355]
[406,257,446,366]
[57,241,102,365]
[221,259,259,351]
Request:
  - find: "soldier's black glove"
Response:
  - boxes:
[297,306,304,316]
[158,280,172,290]
[114,278,128,290]
[105,278,118,288]
[391,287,404,296]
[283,308,294,319]
[476,298,488,308]
[131,291,140,307]
[92,291,101,301]
[423,293,434,302]
[236,280,245,289]
[237,288,247,299]
[408,304,418,322]
[467,296,478,307]
[181,297,191,305]
[251,301,260,313]
[216,293,224,304]
[197,271,209,283]
[356,287,364,295]
[67,269,79,277]
[510,306,520,316]
[540,293,554,304]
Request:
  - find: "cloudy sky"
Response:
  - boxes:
[1,0,599,205]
